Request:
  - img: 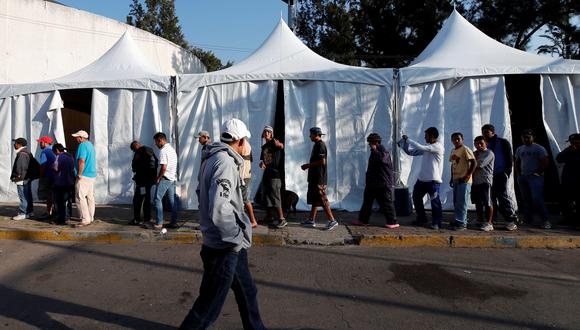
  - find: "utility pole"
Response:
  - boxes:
[281,0,297,31]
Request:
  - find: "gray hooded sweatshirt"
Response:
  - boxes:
[197,142,252,251]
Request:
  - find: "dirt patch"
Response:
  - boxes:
[389,263,527,300]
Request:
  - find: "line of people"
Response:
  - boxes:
[10,123,579,233]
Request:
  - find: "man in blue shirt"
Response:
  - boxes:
[37,136,56,220]
[72,130,97,226]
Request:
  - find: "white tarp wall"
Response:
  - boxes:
[285,80,392,211]
[541,74,580,180]
[399,76,516,210]
[0,90,65,201]
[177,81,277,209]
[91,88,170,203]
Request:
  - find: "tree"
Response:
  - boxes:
[537,23,580,59]
[296,0,457,67]
[466,0,580,52]
[295,0,579,67]
[127,0,230,71]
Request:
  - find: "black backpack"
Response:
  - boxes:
[25,153,41,180]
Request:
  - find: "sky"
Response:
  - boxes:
[57,0,289,65]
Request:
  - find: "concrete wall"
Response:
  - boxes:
[0,0,205,83]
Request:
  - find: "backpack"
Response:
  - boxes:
[25,153,41,180]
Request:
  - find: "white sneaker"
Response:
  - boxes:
[12,214,26,220]
[480,223,494,232]
[505,222,518,231]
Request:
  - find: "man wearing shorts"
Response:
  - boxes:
[240,137,257,228]
[301,127,338,230]
[259,125,286,228]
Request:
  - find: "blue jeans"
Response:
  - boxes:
[17,181,33,215]
[179,246,265,330]
[154,179,177,226]
[517,175,549,222]
[412,180,443,226]
[453,181,471,225]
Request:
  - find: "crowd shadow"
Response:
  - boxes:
[0,284,173,330]
[3,240,573,329]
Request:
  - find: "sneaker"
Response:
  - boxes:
[12,214,26,220]
[26,213,34,219]
[480,223,494,232]
[301,219,316,228]
[275,219,288,228]
[428,224,440,230]
[385,223,400,229]
[325,220,339,231]
[541,221,552,230]
[350,220,368,226]
[505,222,518,231]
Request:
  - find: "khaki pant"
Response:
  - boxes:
[75,176,95,224]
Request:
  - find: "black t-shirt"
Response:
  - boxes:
[132,146,158,185]
[260,140,283,179]
[308,140,327,184]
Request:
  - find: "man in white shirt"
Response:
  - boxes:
[399,127,445,230]
[153,132,178,230]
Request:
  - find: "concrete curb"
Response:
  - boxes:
[1,227,579,248]
[356,234,580,248]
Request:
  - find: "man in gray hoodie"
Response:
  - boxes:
[180,118,265,330]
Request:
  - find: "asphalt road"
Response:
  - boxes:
[1,241,579,329]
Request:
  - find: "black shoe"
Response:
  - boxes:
[411,220,427,227]
[453,224,467,231]
[166,222,179,229]
[128,219,142,226]
[38,213,55,221]
[50,220,67,226]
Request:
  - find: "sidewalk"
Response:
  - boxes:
[1,203,579,248]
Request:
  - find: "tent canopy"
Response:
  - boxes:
[178,19,391,91]
[0,32,170,98]
[400,10,580,86]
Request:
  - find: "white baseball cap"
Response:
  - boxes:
[71,130,89,138]
[221,118,251,142]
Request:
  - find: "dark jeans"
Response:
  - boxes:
[180,246,265,330]
[561,183,580,223]
[517,175,549,223]
[54,185,73,223]
[16,181,33,215]
[412,180,443,226]
[133,183,153,222]
[358,186,397,225]
[491,173,518,222]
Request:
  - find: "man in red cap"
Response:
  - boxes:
[37,136,56,219]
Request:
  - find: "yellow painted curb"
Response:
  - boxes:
[252,234,285,246]
[0,230,137,243]
[516,237,580,248]
[357,235,449,247]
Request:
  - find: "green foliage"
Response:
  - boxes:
[466,0,579,52]
[295,0,579,67]
[127,0,229,71]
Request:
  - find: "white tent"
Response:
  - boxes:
[0,32,181,203]
[398,10,580,209]
[177,19,393,211]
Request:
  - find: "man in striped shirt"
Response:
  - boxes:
[153,132,178,230]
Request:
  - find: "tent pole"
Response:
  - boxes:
[392,68,402,187]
